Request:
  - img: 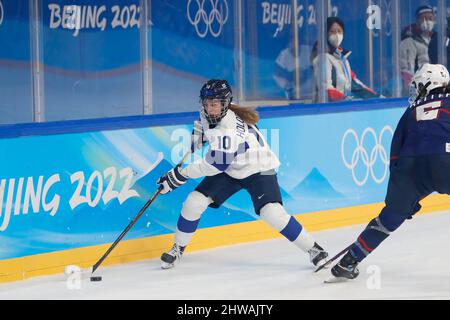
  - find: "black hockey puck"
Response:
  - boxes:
[90,276,102,282]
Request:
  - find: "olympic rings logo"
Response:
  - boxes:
[187,0,229,38]
[0,1,4,27]
[341,126,394,186]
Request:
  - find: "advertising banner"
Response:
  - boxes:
[0,100,405,260]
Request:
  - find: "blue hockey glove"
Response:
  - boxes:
[157,165,189,194]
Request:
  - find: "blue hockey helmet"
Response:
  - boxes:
[199,79,233,125]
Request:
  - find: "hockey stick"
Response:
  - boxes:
[64,186,164,280]
[65,150,192,279]
[314,243,353,273]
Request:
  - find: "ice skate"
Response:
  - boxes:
[161,243,186,269]
[325,251,359,283]
[308,242,329,267]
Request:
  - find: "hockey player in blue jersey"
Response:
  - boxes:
[328,63,450,281]
[156,79,329,269]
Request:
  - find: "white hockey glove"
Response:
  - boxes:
[190,120,207,153]
[157,165,189,194]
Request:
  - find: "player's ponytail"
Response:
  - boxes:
[228,104,259,125]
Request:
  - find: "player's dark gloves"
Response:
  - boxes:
[157,165,189,194]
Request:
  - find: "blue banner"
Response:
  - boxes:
[0,99,405,260]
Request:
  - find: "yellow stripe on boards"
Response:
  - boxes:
[0,194,448,283]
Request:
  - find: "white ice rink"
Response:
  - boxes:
[1,210,450,300]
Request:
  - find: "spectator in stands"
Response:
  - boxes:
[310,17,381,102]
[399,5,437,94]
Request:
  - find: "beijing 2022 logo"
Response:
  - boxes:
[187,0,229,38]
[0,1,4,27]
[341,126,394,186]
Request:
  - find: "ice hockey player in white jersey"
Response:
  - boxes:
[157,79,329,269]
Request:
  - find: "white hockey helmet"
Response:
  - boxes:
[409,63,450,104]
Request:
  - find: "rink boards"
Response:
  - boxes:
[0,98,449,282]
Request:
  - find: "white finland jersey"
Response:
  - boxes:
[182,109,280,180]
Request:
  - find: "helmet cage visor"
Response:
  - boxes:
[200,98,230,125]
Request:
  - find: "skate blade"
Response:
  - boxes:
[324,275,349,284]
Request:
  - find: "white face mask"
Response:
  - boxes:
[420,19,435,32]
[328,33,343,48]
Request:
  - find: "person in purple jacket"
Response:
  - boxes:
[328,63,450,281]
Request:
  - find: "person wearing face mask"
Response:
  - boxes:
[310,17,380,102]
[399,5,437,94]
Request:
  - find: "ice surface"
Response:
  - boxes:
[1,210,449,300]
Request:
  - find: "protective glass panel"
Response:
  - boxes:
[41,0,143,121]
[151,0,235,114]
[366,0,396,98]
[241,0,319,103]
[398,0,439,96]
[0,1,33,124]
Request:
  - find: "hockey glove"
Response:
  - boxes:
[157,165,189,194]
[190,120,207,153]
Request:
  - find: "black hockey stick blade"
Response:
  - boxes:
[314,244,353,273]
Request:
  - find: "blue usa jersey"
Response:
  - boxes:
[391,93,450,159]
